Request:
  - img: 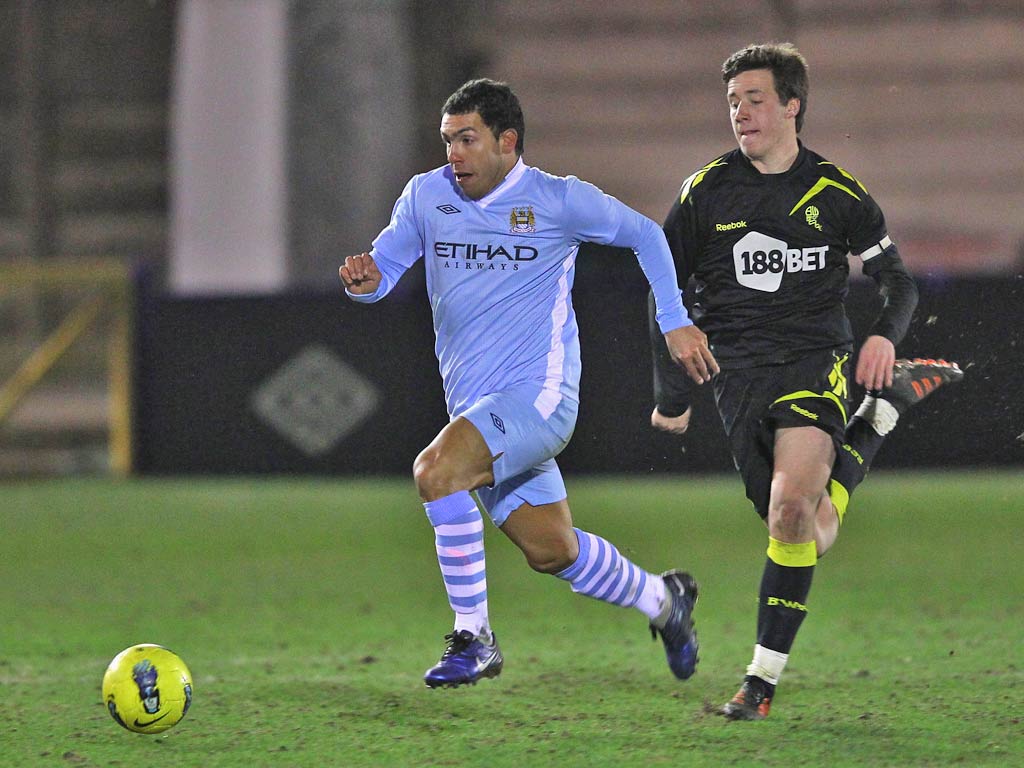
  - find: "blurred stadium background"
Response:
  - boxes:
[0,0,1021,477]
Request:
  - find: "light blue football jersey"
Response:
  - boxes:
[348,159,690,419]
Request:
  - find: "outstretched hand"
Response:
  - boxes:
[664,324,720,384]
[339,252,382,295]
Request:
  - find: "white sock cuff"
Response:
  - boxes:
[453,609,490,639]
[855,395,900,436]
[746,644,788,686]
[640,574,669,624]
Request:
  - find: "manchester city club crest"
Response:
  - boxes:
[509,206,536,233]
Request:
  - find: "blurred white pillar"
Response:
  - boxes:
[169,0,288,295]
[287,0,416,288]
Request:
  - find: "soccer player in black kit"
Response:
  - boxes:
[649,43,963,720]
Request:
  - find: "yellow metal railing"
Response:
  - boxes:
[0,260,134,476]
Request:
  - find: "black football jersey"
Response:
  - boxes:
[663,143,907,369]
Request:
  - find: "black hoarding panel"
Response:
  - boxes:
[134,270,1023,475]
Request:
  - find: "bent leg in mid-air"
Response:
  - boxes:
[826,357,964,544]
[500,499,700,681]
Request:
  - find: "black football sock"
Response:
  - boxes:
[746,538,816,686]
[830,410,889,524]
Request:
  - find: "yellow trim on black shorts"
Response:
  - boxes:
[771,389,848,425]
[829,353,849,399]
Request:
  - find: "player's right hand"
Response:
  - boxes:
[340,252,382,295]
[651,406,692,435]
[664,324,720,384]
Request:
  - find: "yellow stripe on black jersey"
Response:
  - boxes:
[788,177,861,217]
[818,161,868,194]
[787,161,869,217]
[679,156,729,205]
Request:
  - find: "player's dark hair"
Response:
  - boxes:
[722,43,809,133]
[442,78,525,154]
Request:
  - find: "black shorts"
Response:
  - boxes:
[713,348,852,520]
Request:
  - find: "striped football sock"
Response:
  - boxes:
[555,528,665,619]
[423,491,489,638]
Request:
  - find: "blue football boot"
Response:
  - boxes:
[650,570,699,680]
[423,630,503,688]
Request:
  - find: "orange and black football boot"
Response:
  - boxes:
[721,676,774,721]
[878,358,964,414]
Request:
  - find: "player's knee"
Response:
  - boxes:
[413,447,455,501]
[523,545,573,574]
[769,493,818,538]
[520,533,577,574]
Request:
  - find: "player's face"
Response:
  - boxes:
[440,111,517,200]
[727,68,799,171]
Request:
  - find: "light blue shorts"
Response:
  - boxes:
[460,385,577,527]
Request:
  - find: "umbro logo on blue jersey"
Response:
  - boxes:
[437,204,461,215]
[490,413,506,434]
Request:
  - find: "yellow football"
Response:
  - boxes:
[102,644,193,733]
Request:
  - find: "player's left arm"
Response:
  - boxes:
[845,176,920,389]
[854,239,919,390]
[565,179,718,383]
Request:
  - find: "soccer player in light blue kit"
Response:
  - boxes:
[340,79,719,688]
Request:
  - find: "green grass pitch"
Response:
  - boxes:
[1,472,1021,767]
